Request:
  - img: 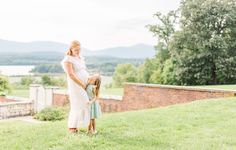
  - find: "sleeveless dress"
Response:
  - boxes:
[61,55,90,128]
[86,85,102,119]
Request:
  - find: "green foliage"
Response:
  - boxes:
[55,76,67,87]
[141,59,157,83]
[86,57,144,76]
[112,64,138,87]
[136,64,145,83]
[171,0,236,85]
[162,59,178,84]
[34,107,66,121]
[0,76,11,96]
[140,0,236,85]
[20,76,36,86]
[31,64,64,73]
[140,10,179,85]
[147,10,178,47]
[41,75,55,86]
[0,52,144,76]
[41,75,67,87]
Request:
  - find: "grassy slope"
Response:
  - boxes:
[0,97,236,150]
[196,84,236,90]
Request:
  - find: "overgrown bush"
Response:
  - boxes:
[20,76,36,86]
[34,107,67,121]
[0,76,11,96]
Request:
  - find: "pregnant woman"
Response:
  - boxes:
[61,40,90,133]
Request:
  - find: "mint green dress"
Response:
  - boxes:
[86,85,102,119]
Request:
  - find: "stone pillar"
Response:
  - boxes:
[29,84,59,113]
[45,86,60,107]
[29,84,41,113]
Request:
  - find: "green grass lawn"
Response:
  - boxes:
[9,89,29,98]
[1,97,236,150]
[8,87,124,98]
[196,84,236,90]
[101,88,123,96]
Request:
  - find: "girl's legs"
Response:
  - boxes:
[91,119,96,133]
[88,120,93,132]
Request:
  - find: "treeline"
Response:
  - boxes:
[112,0,236,87]
[25,56,144,76]
[0,52,62,65]
[0,52,144,76]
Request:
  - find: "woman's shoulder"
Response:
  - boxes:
[65,55,75,60]
[61,55,75,63]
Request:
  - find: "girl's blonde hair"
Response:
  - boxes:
[66,40,80,56]
[94,75,101,98]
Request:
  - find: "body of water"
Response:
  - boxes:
[0,65,35,76]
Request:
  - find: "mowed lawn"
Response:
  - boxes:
[8,87,124,98]
[196,84,236,90]
[0,97,236,150]
[9,89,29,98]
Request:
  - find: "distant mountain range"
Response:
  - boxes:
[0,39,155,58]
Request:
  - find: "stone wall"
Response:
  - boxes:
[0,99,33,119]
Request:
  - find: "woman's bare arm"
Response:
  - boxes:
[64,62,87,89]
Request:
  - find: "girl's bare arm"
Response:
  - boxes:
[88,98,97,105]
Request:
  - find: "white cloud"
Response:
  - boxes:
[0,0,181,50]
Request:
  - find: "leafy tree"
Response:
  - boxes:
[171,0,236,85]
[41,75,67,87]
[0,76,11,96]
[21,76,36,86]
[142,10,179,84]
[112,64,138,87]
[54,76,67,87]
[41,75,56,86]
[31,64,64,73]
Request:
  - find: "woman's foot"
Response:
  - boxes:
[69,128,78,133]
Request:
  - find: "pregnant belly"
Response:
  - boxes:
[76,69,89,84]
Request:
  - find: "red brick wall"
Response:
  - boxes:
[52,83,236,112]
[122,83,236,111]
[52,93,69,106]
[98,98,124,113]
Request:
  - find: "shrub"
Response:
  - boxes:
[0,76,11,96]
[20,76,36,86]
[34,107,66,121]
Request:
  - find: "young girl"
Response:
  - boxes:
[86,74,102,134]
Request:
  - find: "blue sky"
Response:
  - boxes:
[0,0,181,50]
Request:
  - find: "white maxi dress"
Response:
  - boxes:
[61,55,90,128]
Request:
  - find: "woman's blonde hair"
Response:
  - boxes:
[66,40,80,56]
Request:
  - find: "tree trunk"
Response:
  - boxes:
[211,59,217,85]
